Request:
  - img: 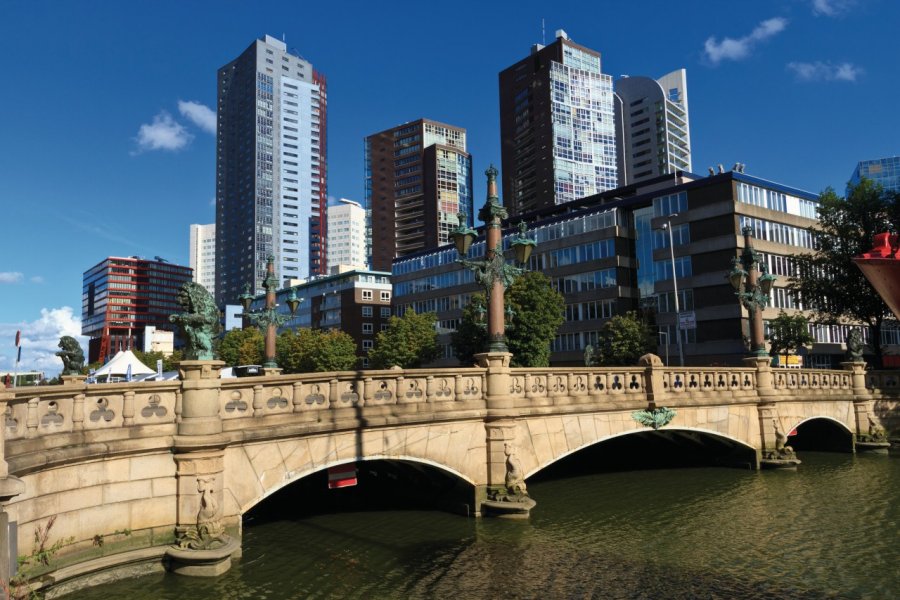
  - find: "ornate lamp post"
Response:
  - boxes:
[727,225,776,357]
[239,255,301,370]
[449,165,535,353]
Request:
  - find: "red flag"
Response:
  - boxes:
[788,428,797,437]
[15,330,20,346]
[327,464,358,489]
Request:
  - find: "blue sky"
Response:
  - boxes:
[1,0,898,374]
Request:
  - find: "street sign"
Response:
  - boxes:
[678,311,696,330]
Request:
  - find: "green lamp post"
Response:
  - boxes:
[239,255,302,369]
[728,225,776,357]
[448,165,536,353]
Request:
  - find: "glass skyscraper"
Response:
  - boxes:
[849,156,900,194]
[215,35,327,307]
[499,30,618,216]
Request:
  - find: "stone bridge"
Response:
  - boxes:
[0,353,897,593]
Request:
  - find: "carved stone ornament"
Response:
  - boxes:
[177,476,229,550]
[632,406,676,430]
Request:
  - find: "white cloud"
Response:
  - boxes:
[30,275,44,284]
[134,111,193,153]
[178,100,216,134]
[704,17,788,64]
[812,0,855,17]
[0,307,87,377]
[0,272,23,284]
[787,61,862,82]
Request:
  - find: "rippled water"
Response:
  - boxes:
[74,452,898,599]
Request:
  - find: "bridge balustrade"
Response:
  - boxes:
[772,368,854,395]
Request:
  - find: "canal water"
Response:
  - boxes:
[74,450,897,600]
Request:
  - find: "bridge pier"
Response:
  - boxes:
[166,360,240,577]
[0,392,25,585]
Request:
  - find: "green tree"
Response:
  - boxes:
[766,311,815,361]
[788,179,897,367]
[452,271,565,367]
[133,349,184,372]
[369,310,440,369]
[217,327,264,366]
[276,328,358,373]
[596,311,654,366]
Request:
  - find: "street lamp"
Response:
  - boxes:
[658,330,669,366]
[727,225,776,357]
[449,165,535,353]
[239,255,302,369]
[661,215,685,366]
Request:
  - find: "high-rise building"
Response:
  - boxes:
[849,156,900,194]
[215,34,327,307]
[365,119,473,271]
[499,30,618,216]
[189,223,216,297]
[614,70,691,185]
[82,256,193,363]
[327,199,368,272]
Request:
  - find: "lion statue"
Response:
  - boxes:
[169,282,220,360]
[56,336,85,375]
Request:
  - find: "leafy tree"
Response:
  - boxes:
[369,310,440,369]
[133,349,184,372]
[452,271,565,367]
[596,311,654,366]
[217,327,264,366]
[766,311,815,361]
[276,328,358,373]
[788,179,897,367]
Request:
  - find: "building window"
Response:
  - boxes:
[362,340,373,352]
[363,323,373,334]
[362,290,373,301]
[380,291,391,302]
[381,307,391,318]
[361,358,370,368]
[362,306,373,317]
[381,324,389,331]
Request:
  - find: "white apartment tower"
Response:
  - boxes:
[189,223,216,297]
[215,35,327,306]
[326,199,368,272]
[614,69,691,185]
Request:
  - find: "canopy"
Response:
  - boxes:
[91,350,155,379]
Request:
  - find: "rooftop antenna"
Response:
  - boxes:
[542,18,545,45]
[282,33,286,42]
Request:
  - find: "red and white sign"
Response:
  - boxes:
[327,464,358,489]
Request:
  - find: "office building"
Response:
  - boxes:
[614,70,691,185]
[215,34,327,307]
[365,119,473,271]
[82,256,193,363]
[849,156,900,194]
[247,269,392,367]
[327,199,368,272]
[392,168,899,368]
[189,223,216,297]
[499,30,618,216]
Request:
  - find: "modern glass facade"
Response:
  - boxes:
[82,257,193,362]
[849,156,900,194]
[215,35,327,307]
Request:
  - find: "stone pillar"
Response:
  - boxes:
[841,361,868,399]
[60,374,87,386]
[484,420,517,490]
[756,403,777,455]
[167,360,238,576]
[745,355,775,400]
[0,393,25,585]
[474,352,513,418]
[638,354,666,408]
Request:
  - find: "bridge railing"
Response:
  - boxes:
[866,370,900,399]
[3,381,180,443]
[508,367,646,402]
[771,368,854,394]
[217,367,488,422]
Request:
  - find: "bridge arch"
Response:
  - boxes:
[523,426,759,479]
[784,415,854,452]
[240,455,477,515]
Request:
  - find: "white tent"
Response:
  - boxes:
[91,350,155,381]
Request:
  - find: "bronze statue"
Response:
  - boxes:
[846,328,864,362]
[169,282,219,360]
[56,336,85,375]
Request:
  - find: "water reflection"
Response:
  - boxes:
[73,452,897,599]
